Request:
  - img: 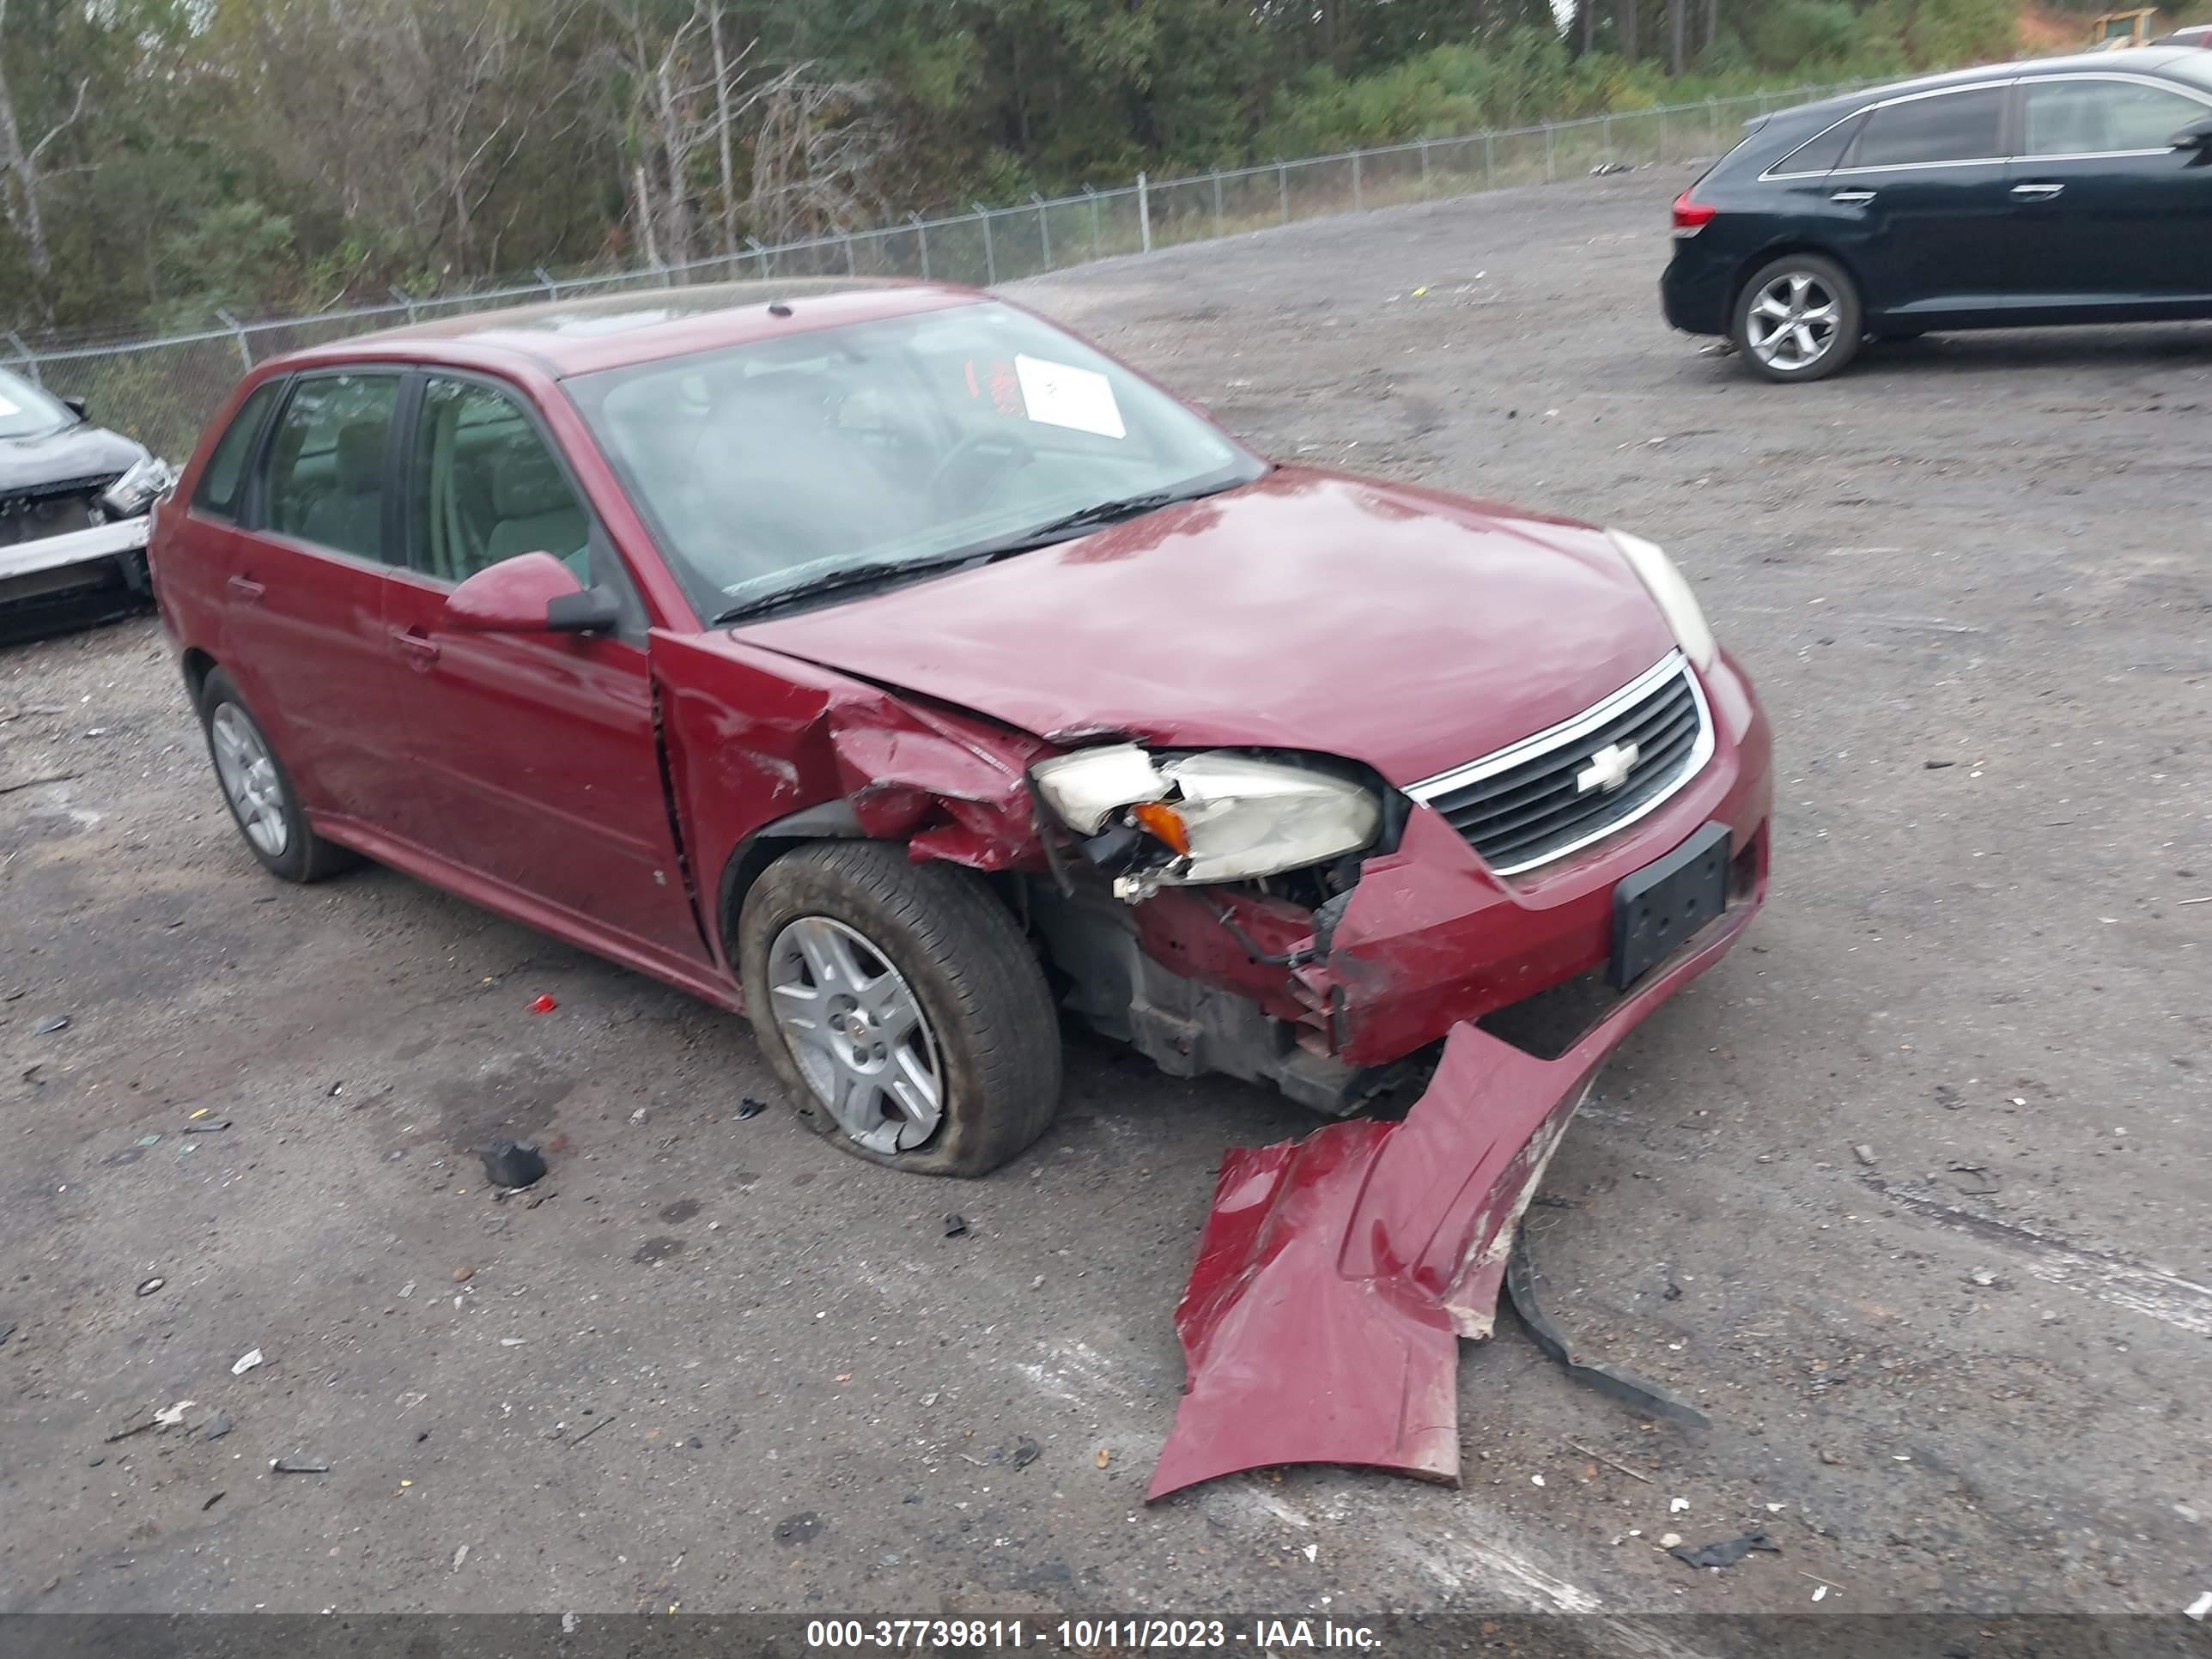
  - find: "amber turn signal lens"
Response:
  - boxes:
[1129,800,1191,855]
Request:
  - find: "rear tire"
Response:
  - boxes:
[738,842,1061,1177]
[1732,254,1863,383]
[197,668,359,884]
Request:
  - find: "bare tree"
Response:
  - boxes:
[0,0,90,325]
[747,72,890,249]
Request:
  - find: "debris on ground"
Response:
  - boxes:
[1659,1532,1683,1549]
[452,1545,470,1571]
[153,1400,195,1427]
[1095,1447,1111,1469]
[737,1097,768,1120]
[1589,161,1632,176]
[33,1014,69,1035]
[1507,1232,1709,1428]
[2185,1590,2211,1622]
[943,1213,969,1238]
[1852,1144,1878,1167]
[1924,759,1957,769]
[0,1321,14,1346]
[231,1348,264,1376]
[270,1456,331,1474]
[135,1277,164,1297]
[1568,1440,1653,1483]
[567,1416,612,1449]
[1670,1497,1691,1513]
[1670,1531,1780,1570]
[202,1413,233,1441]
[774,1512,822,1544]
[528,994,557,1014]
[201,1492,224,1512]
[1012,1437,1041,1469]
[104,1418,156,1443]
[453,1266,474,1283]
[182,1120,230,1134]
[478,1139,547,1189]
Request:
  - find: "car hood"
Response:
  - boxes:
[732,468,1678,788]
[0,422,149,495]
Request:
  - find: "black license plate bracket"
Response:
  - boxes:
[1609,822,1732,990]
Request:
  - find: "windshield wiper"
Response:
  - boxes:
[958,488,1206,561]
[709,550,981,626]
[709,486,1230,627]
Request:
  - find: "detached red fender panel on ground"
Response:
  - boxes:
[1147,902,1753,1500]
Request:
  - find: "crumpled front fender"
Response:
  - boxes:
[1149,898,1751,1499]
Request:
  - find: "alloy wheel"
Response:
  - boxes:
[1746,271,1841,374]
[210,703,290,858]
[767,915,945,1154]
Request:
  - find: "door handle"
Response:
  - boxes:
[1829,189,1876,204]
[391,627,441,665]
[2011,182,2065,199]
[227,574,265,602]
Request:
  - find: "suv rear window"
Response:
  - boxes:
[1847,87,2005,167]
[1771,113,1863,174]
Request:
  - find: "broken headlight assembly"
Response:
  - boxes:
[1607,529,1716,672]
[1032,744,1382,902]
[100,455,177,520]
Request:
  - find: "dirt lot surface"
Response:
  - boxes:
[3,173,2209,1636]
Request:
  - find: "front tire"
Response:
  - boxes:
[1732,254,1863,383]
[197,667,357,883]
[738,842,1062,1177]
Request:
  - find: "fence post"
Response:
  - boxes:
[1138,172,1152,255]
[1034,193,1051,270]
[913,215,930,281]
[975,204,996,285]
[1656,109,1666,165]
[1707,99,1718,149]
[1209,169,1223,239]
[387,286,417,323]
[842,232,858,276]
[1602,112,1613,165]
[1085,186,1101,260]
[8,330,41,388]
[214,307,253,372]
[747,237,769,280]
[534,266,560,300]
[1352,149,1364,211]
[1485,131,1494,188]
[1419,137,1431,188]
[1545,124,1555,183]
[1277,160,1289,224]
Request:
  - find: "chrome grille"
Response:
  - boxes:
[1407,652,1712,876]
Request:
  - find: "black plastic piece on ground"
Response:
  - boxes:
[479,1139,547,1189]
[1505,1229,1709,1428]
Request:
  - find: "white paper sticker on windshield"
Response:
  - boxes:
[0,392,19,417]
[1014,355,1125,440]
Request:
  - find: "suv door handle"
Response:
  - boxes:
[391,627,441,665]
[227,574,265,602]
[1829,189,1876,204]
[2012,182,2064,199]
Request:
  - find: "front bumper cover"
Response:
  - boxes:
[1149,873,1758,1499]
[0,514,152,586]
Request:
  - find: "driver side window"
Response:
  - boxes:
[410,377,592,586]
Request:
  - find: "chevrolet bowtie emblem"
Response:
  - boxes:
[1576,740,1639,794]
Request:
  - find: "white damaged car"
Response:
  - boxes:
[1,367,173,643]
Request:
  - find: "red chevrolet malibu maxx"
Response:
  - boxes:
[149,280,1771,1194]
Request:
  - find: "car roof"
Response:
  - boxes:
[273,278,989,380]
[1770,44,2203,125]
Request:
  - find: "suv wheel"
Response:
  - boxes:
[1733,254,1862,383]
[738,842,1061,1177]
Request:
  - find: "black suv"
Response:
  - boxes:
[1662,47,2212,381]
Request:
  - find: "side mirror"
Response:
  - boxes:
[446,551,617,635]
[2172,116,2212,152]
[63,396,88,421]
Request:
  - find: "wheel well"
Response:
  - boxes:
[714,800,871,962]
[1729,242,1863,326]
[180,648,217,710]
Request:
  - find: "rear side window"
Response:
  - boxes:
[262,372,404,562]
[1847,88,2006,167]
[2023,78,2209,155]
[191,380,283,521]
[1771,113,1863,175]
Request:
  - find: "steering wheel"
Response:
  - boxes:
[926,429,1035,504]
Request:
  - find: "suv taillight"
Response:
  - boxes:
[1672,191,1717,233]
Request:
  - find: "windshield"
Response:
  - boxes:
[0,367,78,440]
[564,300,1265,621]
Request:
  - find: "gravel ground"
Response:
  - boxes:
[3,172,2209,1634]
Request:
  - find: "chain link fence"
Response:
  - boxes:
[6,82,1861,462]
